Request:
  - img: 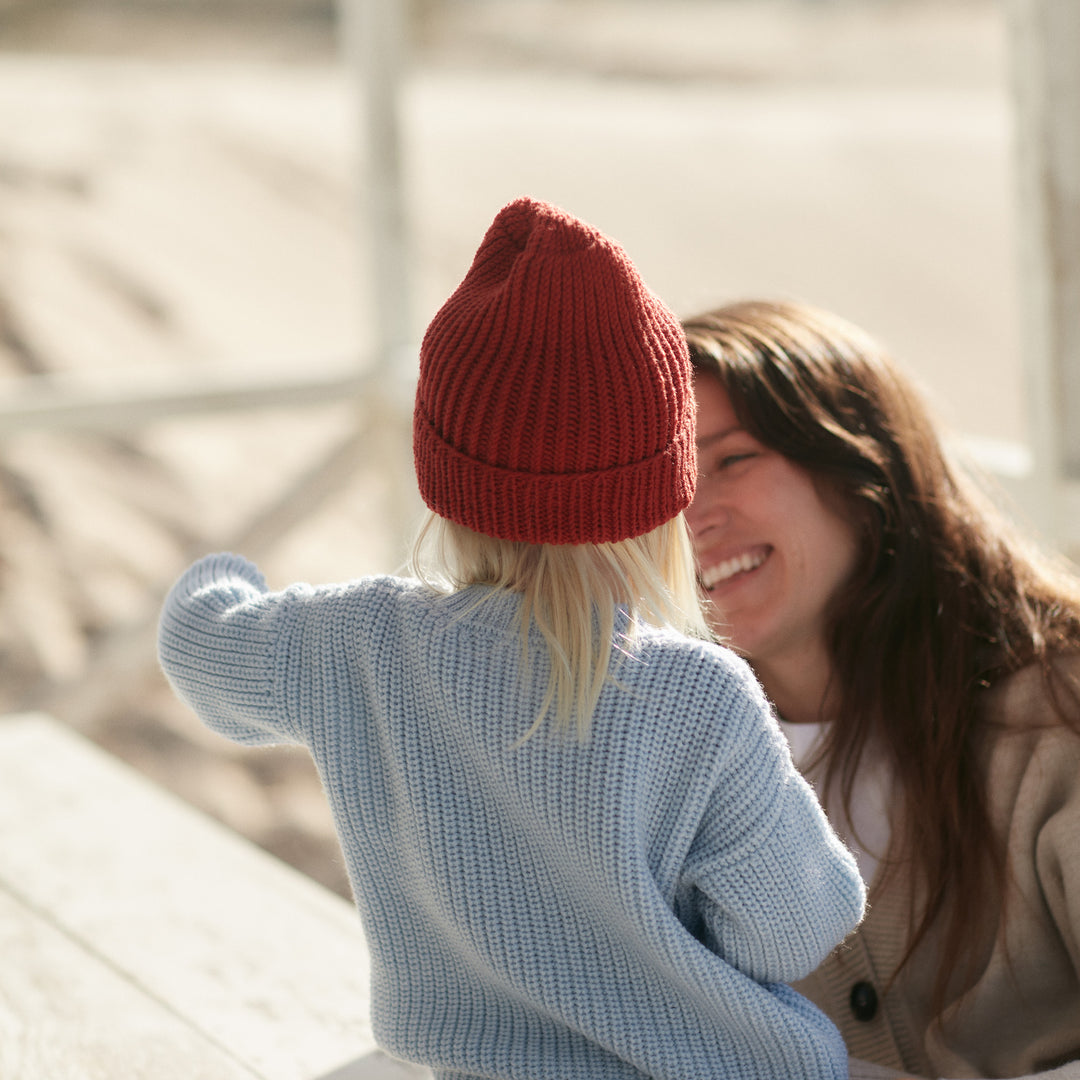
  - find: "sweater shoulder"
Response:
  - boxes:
[630,626,768,704]
[269,570,436,627]
[977,655,1080,829]
[609,627,778,752]
[981,652,1080,743]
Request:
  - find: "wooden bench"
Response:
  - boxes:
[0,712,431,1080]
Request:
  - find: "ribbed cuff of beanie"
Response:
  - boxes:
[414,409,695,545]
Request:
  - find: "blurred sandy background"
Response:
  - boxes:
[0,0,1018,897]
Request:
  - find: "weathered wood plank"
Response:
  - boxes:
[315,1050,432,1080]
[0,888,261,1080]
[0,713,384,1080]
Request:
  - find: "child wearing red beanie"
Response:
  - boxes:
[159,197,865,1079]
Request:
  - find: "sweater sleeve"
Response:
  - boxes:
[975,720,1080,1080]
[925,673,1080,1079]
[157,552,303,747]
[681,673,866,985]
[1033,737,1080,994]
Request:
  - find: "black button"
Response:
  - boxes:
[850,980,878,1022]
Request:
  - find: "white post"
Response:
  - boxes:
[335,0,422,552]
[338,0,412,371]
[1006,0,1080,553]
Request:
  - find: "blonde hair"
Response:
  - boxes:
[411,512,713,741]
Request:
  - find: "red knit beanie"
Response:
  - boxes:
[413,196,696,545]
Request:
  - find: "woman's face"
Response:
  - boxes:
[687,374,861,677]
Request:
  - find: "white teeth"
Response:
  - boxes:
[701,550,766,589]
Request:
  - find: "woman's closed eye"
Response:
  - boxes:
[703,450,758,478]
[720,451,757,468]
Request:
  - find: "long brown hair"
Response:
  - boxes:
[682,298,1080,1010]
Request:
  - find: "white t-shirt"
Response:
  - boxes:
[779,719,892,889]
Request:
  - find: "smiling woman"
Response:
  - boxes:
[687,373,860,725]
[682,299,1080,1080]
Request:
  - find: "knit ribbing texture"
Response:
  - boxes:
[159,553,867,1080]
[414,197,695,544]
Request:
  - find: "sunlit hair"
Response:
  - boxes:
[683,298,1080,1016]
[411,511,712,741]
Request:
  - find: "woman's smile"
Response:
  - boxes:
[698,545,770,592]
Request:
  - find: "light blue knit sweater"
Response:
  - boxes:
[158,553,865,1080]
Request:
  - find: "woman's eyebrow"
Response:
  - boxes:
[696,425,744,450]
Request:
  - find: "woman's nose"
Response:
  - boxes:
[686,484,732,534]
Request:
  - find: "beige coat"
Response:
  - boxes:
[796,658,1080,1080]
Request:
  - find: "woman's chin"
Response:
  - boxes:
[702,603,755,656]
